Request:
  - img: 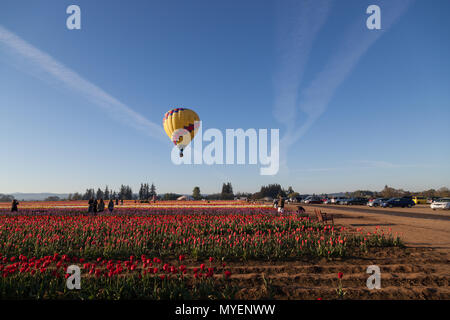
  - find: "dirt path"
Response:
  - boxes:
[311,204,450,221]
[238,203,450,299]
[230,247,449,299]
[288,204,450,249]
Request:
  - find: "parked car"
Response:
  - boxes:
[430,198,450,210]
[323,198,332,204]
[427,197,441,204]
[342,198,368,205]
[381,198,415,208]
[412,196,427,205]
[306,199,322,204]
[367,198,389,207]
[331,197,349,205]
[303,196,322,204]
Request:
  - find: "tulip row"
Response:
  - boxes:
[0,209,402,261]
[0,253,236,299]
[0,200,265,209]
[0,208,403,299]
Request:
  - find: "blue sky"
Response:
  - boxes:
[1,0,449,195]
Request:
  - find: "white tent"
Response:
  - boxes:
[177,195,194,201]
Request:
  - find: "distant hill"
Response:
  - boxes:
[9,193,69,201]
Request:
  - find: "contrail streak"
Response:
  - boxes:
[273,0,333,132]
[0,25,165,142]
[276,0,414,169]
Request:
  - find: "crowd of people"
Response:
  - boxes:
[87,198,118,214]
[10,198,123,214]
[273,196,306,215]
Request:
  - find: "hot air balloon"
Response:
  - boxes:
[163,107,200,157]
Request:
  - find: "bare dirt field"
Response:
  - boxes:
[228,203,450,300]
[301,204,450,249]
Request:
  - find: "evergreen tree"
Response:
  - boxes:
[221,182,234,200]
[150,183,156,198]
[104,186,110,200]
[144,183,150,199]
[119,185,133,200]
[96,188,104,200]
[83,188,95,200]
[139,183,144,200]
[119,185,125,199]
[126,186,133,200]
[192,186,201,200]
[256,184,285,199]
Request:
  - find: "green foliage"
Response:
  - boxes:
[0,272,238,300]
[255,184,286,199]
[192,187,202,200]
[162,193,181,200]
[221,183,234,200]
[0,194,14,203]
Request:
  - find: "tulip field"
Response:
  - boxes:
[0,203,404,299]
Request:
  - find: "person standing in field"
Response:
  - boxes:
[98,198,105,212]
[93,199,98,214]
[108,199,114,213]
[11,199,19,212]
[88,198,94,213]
[120,199,124,205]
[278,196,285,214]
[115,198,119,206]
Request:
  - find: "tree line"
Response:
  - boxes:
[0,194,14,202]
[3,184,449,202]
[67,184,137,201]
[189,183,296,200]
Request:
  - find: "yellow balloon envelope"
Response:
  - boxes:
[163,108,200,157]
